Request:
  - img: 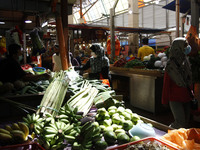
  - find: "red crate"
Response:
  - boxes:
[107,137,179,150]
[0,142,45,150]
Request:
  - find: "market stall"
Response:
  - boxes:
[110,66,165,114]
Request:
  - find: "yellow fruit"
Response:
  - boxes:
[11,130,26,142]
[5,125,12,132]
[11,123,21,130]
[0,128,10,135]
[0,132,12,141]
[18,122,29,138]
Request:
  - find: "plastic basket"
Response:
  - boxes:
[107,137,179,150]
[33,67,46,75]
[0,142,45,150]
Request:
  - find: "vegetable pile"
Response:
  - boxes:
[124,59,145,68]
[37,70,69,116]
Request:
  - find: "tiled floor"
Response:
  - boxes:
[124,102,200,129]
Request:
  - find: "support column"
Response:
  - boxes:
[128,0,139,55]
[175,0,180,37]
[110,8,115,62]
[61,0,70,67]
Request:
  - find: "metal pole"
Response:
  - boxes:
[110,8,115,62]
[181,17,185,37]
[176,0,180,37]
[110,0,119,62]
[191,0,199,35]
[80,0,82,19]
[23,33,26,64]
[166,0,169,29]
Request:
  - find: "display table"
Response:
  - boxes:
[110,67,165,114]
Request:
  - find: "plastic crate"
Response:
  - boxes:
[0,142,45,150]
[107,137,179,150]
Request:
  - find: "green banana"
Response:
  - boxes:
[11,130,26,142]
[59,114,69,119]
[0,132,12,141]
[45,133,56,139]
[60,119,69,124]
[73,142,81,150]
[83,141,93,149]
[0,128,11,135]
[49,123,58,131]
[64,124,74,134]
[81,121,92,133]
[5,125,12,132]
[27,114,32,123]
[18,122,29,138]
[22,117,29,124]
[64,135,75,142]
[45,127,57,134]
[11,123,21,130]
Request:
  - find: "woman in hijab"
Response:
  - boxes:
[75,44,110,80]
[162,37,193,129]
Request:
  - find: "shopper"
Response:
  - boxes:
[74,50,82,66]
[75,44,110,81]
[137,37,155,61]
[162,37,193,129]
[0,44,50,83]
[52,44,62,72]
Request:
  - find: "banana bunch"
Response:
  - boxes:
[23,113,44,135]
[40,121,76,150]
[59,104,83,124]
[0,122,29,145]
[73,121,102,150]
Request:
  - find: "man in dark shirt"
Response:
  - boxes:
[0,44,50,83]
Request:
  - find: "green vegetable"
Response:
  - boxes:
[104,131,117,145]
[115,128,125,135]
[130,136,141,142]
[94,140,108,150]
[117,133,130,145]
[124,59,145,68]
[122,120,133,131]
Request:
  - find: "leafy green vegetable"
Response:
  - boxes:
[124,59,145,68]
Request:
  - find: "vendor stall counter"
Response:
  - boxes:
[110,67,166,114]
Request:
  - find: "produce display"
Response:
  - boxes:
[0,68,190,150]
[0,80,50,96]
[0,122,29,146]
[124,59,145,68]
[161,128,200,149]
[112,52,168,71]
[124,141,170,150]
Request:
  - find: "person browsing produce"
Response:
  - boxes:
[137,37,155,61]
[162,37,193,129]
[75,44,110,81]
[52,44,62,72]
[0,44,50,83]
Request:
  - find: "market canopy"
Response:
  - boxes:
[162,0,191,14]
[68,24,165,33]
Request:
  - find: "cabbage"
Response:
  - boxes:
[154,60,163,68]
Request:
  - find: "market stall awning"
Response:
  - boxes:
[68,24,165,34]
[162,0,191,14]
